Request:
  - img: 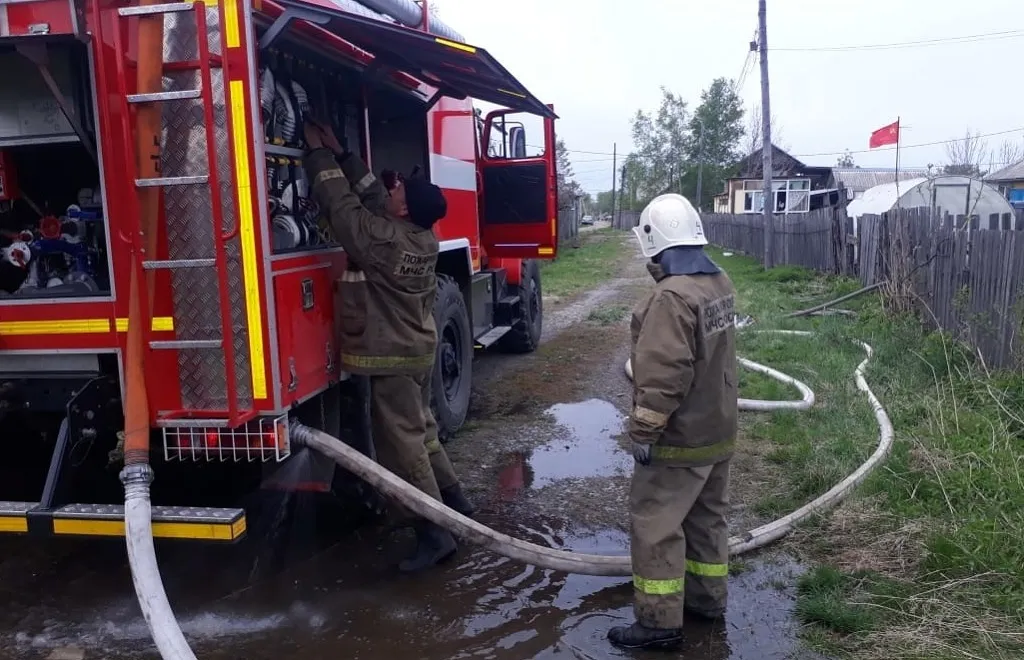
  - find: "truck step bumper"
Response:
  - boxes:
[0,500,246,542]
[0,501,35,533]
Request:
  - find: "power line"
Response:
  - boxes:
[772,29,1024,52]
[561,146,622,156]
[735,34,756,92]
[563,126,1024,162]
[794,126,1024,158]
[735,53,753,92]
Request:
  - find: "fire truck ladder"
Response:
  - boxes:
[111,2,249,428]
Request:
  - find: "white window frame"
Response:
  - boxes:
[742,179,811,214]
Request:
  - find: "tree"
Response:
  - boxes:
[681,78,745,207]
[629,87,690,204]
[620,155,646,211]
[836,150,857,168]
[992,137,1024,170]
[684,79,744,165]
[625,82,749,209]
[943,129,988,177]
[555,139,582,209]
[595,190,615,215]
[743,102,785,155]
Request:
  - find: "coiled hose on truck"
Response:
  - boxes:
[293,299,894,575]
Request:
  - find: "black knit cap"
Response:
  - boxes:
[404,178,447,229]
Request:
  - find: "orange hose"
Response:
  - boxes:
[123,2,165,464]
[135,2,164,311]
[123,263,151,465]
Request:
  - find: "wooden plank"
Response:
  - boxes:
[996,234,1014,365]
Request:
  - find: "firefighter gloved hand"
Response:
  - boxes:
[303,118,345,156]
[631,441,652,466]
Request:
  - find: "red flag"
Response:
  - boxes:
[869,121,900,148]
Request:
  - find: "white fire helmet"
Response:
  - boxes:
[632,193,706,258]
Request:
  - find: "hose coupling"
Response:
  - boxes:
[288,417,314,449]
[120,463,155,500]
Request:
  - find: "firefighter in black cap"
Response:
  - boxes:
[303,119,473,572]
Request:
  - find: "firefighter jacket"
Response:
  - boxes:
[305,148,438,376]
[628,263,739,467]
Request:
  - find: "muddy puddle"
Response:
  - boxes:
[2,523,821,660]
[1,392,825,659]
[519,399,629,489]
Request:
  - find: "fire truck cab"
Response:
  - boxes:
[0,0,558,541]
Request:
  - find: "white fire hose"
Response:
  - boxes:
[122,464,196,660]
[293,314,894,575]
[129,295,892,658]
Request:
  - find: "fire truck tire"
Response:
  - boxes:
[497,260,542,354]
[431,274,472,440]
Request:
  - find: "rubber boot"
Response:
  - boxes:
[440,483,476,518]
[607,623,683,651]
[398,520,457,573]
[685,605,726,621]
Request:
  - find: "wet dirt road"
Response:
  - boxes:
[0,235,824,659]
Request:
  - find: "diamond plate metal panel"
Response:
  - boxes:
[163,6,222,63]
[164,11,198,63]
[54,503,244,522]
[160,10,254,412]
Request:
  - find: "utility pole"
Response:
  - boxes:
[758,0,775,268]
[694,118,706,212]
[611,143,617,228]
[620,163,628,223]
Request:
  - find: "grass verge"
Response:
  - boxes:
[708,245,1024,660]
[540,229,631,302]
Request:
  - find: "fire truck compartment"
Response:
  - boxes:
[258,37,430,256]
[366,85,429,181]
[0,42,110,299]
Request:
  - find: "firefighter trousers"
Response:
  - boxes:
[419,373,459,491]
[630,459,731,630]
[369,373,459,520]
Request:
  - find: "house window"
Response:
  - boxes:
[742,179,810,214]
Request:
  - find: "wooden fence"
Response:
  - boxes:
[558,207,579,247]
[701,208,838,273]
[613,210,641,231]
[701,207,1024,369]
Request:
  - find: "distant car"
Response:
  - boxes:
[581,215,594,226]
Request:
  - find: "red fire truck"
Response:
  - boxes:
[0,0,557,541]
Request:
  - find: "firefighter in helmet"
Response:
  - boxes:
[608,194,738,651]
[302,119,474,572]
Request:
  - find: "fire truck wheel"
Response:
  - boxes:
[497,259,543,354]
[431,275,472,441]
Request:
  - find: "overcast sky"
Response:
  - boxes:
[434,0,1024,196]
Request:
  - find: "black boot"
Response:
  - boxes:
[398,521,457,573]
[607,623,683,651]
[440,484,476,518]
[685,605,725,621]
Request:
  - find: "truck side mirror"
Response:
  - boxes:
[509,126,527,159]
